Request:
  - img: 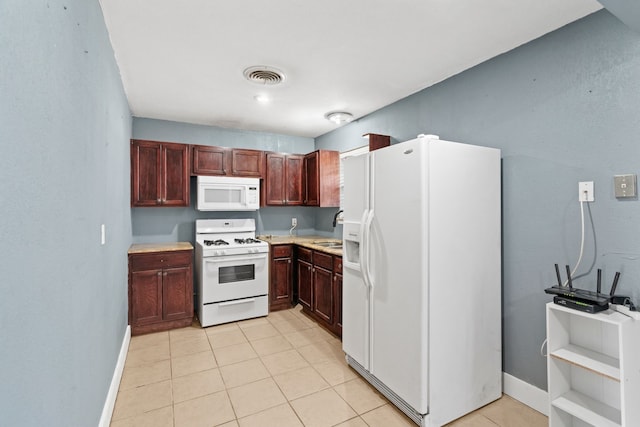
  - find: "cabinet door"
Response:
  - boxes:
[313,266,333,324]
[131,140,162,206]
[297,259,313,310]
[334,273,342,337]
[231,149,263,177]
[285,155,304,205]
[304,151,319,206]
[271,256,293,310]
[130,269,163,325]
[162,142,190,207]
[162,265,193,321]
[192,145,228,175]
[265,153,286,205]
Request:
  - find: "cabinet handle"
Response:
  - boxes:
[288,260,291,264]
[163,272,168,277]
[157,272,162,277]
[157,198,161,203]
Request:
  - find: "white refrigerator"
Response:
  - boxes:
[342,135,502,427]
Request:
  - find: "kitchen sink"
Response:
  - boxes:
[314,241,343,249]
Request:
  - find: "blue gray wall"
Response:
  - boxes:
[0,1,132,425]
[316,10,640,390]
[131,118,323,243]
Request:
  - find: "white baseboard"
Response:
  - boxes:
[503,372,548,416]
[99,325,131,427]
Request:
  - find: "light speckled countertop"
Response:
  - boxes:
[128,242,193,254]
[258,235,343,256]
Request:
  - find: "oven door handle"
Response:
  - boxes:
[204,254,266,264]
[218,298,256,307]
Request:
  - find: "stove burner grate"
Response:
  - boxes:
[234,238,262,244]
[204,239,229,246]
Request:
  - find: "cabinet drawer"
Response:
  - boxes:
[130,251,192,271]
[314,251,333,270]
[297,247,313,263]
[272,245,292,258]
[333,256,342,273]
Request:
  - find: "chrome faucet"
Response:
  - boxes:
[332,210,344,227]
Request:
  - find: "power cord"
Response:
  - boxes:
[563,199,586,285]
[544,198,587,357]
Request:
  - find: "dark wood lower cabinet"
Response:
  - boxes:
[333,271,342,337]
[312,265,333,324]
[269,244,294,311]
[297,247,313,311]
[266,243,343,337]
[296,248,342,338]
[128,247,193,335]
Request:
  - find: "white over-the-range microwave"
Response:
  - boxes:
[196,176,260,211]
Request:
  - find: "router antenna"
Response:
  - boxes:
[554,264,562,287]
[565,265,573,289]
[610,272,621,296]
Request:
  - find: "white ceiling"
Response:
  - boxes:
[100,0,602,138]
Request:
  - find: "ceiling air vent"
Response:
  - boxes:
[243,66,285,85]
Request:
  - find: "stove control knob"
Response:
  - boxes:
[220,250,226,255]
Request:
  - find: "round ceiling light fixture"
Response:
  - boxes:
[243,66,286,85]
[325,111,354,125]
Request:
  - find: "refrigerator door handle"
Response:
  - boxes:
[362,209,375,290]
[359,209,369,289]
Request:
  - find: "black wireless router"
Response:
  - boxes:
[544,265,621,313]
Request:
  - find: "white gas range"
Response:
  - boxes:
[194,218,269,327]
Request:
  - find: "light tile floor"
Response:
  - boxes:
[111,306,548,427]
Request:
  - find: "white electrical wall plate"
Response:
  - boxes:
[578,181,594,202]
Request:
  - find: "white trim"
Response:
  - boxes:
[503,372,549,416]
[340,144,369,159]
[99,325,131,427]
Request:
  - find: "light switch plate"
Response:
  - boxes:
[614,174,637,198]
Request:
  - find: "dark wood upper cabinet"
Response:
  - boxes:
[265,153,304,206]
[230,148,264,177]
[304,150,339,207]
[192,145,264,178]
[192,145,228,175]
[131,139,189,207]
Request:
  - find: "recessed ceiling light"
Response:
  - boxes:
[254,94,270,103]
[325,111,354,125]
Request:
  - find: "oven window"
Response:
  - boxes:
[219,264,255,284]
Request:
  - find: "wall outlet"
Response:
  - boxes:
[291,218,297,227]
[578,181,594,202]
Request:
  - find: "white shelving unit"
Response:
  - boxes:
[546,302,640,427]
